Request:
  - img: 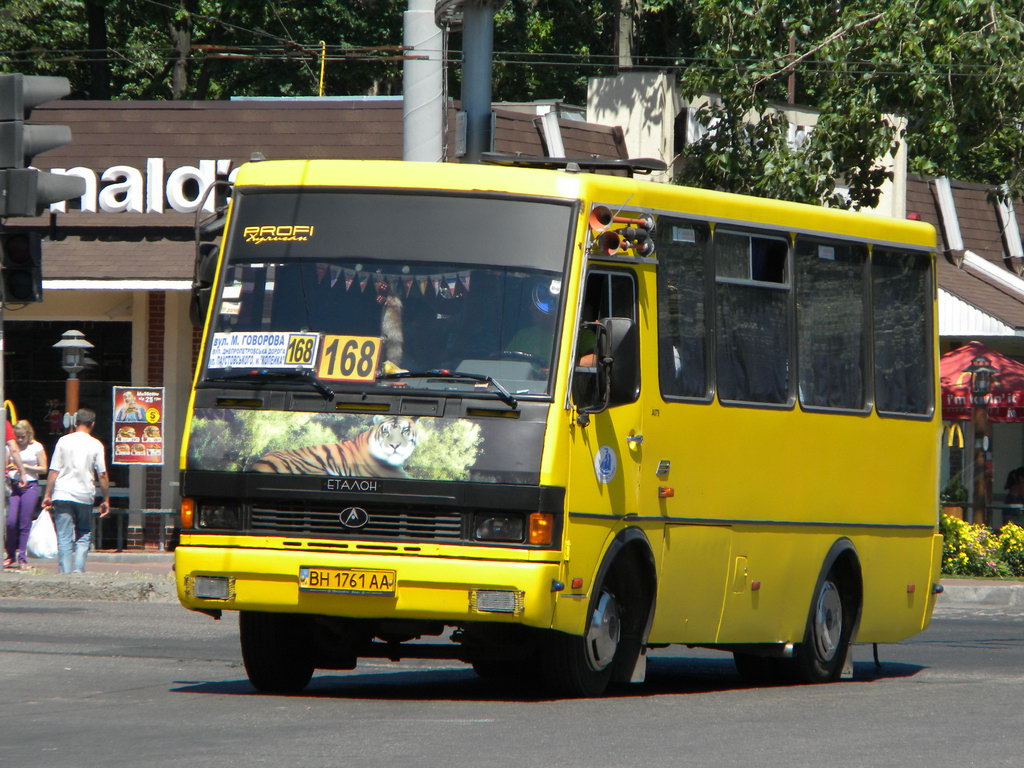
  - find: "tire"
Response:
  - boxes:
[792,575,854,683]
[239,611,315,694]
[541,585,623,698]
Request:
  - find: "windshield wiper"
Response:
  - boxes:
[378,370,519,409]
[204,369,335,402]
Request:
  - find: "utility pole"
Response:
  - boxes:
[615,0,634,71]
[435,0,506,164]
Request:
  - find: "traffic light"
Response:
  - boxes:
[1,230,42,303]
[0,73,85,217]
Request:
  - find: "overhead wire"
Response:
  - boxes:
[4,48,1021,82]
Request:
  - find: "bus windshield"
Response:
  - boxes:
[206,191,575,398]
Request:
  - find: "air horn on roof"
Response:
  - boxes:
[590,205,655,257]
[589,205,656,234]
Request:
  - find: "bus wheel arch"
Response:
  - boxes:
[543,527,657,697]
[794,538,863,683]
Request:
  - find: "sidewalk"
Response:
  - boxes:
[24,551,174,576]
[0,552,176,602]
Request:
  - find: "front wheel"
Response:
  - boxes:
[239,611,315,694]
[541,587,623,698]
[793,576,854,683]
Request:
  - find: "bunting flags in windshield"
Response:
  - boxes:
[325,266,475,298]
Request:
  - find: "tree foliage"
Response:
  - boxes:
[669,0,1024,205]
[0,1,406,100]
[1,1,1022,203]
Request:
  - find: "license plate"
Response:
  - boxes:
[298,566,396,595]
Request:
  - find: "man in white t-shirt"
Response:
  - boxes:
[41,408,110,574]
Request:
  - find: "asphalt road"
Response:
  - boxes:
[0,600,1021,768]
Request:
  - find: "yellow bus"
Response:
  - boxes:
[176,157,942,697]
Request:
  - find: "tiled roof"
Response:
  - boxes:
[906,174,1024,330]
[22,100,628,281]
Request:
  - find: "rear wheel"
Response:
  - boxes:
[793,575,854,683]
[239,611,315,694]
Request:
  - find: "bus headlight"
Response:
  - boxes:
[198,503,242,530]
[475,513,525,542]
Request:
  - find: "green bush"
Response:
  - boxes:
[999,523,1024,575]
[940,514,1024,577]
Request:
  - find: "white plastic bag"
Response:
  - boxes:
[27,509,58,559]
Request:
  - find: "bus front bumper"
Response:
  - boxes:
[175,544,562,628]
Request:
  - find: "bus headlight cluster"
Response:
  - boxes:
[474,513,524,542]
[197,503,242,530]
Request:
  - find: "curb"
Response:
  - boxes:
[0,571,177,602]
[937,581,1024,608]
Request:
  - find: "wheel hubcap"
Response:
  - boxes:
[585,590,621,671]
[813,580,843,662]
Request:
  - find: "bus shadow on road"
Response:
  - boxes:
[171,656,927,701]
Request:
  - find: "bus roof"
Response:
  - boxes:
[232,159,936,250]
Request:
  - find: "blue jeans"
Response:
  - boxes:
[52,500,93,573]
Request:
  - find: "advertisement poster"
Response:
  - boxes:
[187,408,545,486]
[112,386,165,465]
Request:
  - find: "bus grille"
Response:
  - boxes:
[249,503,464,541]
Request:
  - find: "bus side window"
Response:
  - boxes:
[873,249,933,416]
[795,239,868,410]
[656,220,709,399]
[715,230,790,404]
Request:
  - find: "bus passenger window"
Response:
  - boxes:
[873,249,933,415]
[715,231,791,404]
[656,220,709,399]
[796,240,867,410]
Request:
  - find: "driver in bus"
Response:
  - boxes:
[506,280,559,366]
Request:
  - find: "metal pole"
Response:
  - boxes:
[403,0,445,162]
[64,372,79,433]
[461,0,500,163]
[972,398,992,527]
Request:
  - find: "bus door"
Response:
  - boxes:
[566,267,644,532]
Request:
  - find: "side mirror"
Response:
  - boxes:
[572,322,610,419]
[189,241,219,327]
[572,316,638,423]
[604,316,639,406]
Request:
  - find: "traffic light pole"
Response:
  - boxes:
[0,73,86,560]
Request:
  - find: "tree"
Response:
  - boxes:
[0,1,406,100]
[2,0,1022,205]
[664,0,1024,206]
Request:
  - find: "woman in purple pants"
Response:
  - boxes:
[5,420,47,569]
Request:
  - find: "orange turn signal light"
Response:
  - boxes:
[528,512,554,546]
[180,497,195,529]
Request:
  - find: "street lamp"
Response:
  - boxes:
[964,355,999,525]
[53,329,93,432]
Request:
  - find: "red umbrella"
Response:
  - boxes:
[941,341,1024,422]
